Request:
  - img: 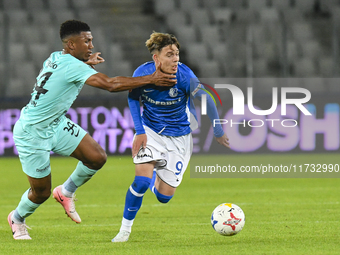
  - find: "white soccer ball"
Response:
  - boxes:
[211,203,245,236]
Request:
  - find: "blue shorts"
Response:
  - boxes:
[13,116,87,178]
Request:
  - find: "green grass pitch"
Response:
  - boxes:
[0,154,339,254]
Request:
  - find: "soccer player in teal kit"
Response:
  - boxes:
[112,32,230,242]
[8,20,176,240]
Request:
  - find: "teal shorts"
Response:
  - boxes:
[13,116,87,178]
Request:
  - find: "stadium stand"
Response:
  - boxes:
[259,8,280,22]
[47,0,70,10]
[27,44,51,68]
[271,0,291,9]
[6,10,29,26]
[173,25,199,47]
[71,0,92,10]
[9,43,26,64]
[319,56,334,77]
[1,0,340,97]
[6,79,27,97]
[31,12,54,26]
[210,43,229,63]
[154,0,176,16]
[186,43,210,65]
[294,0,316,14]
[24,0,46,11]
[166,11,188,31]
[211,8,234,24]
[53,10,78,26]
[248,0,269,10]
[226,0,247,9]
[178,0,201,12]
[198,60,221,77]
[3,0,23,10]
[293,57,318,77]
[202,0,222,9]
[190,8,212,26]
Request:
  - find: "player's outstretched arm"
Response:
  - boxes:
[193,86,229,148]
[85,62,176,92]
[215,134,230,148]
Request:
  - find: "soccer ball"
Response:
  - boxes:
[211,203,245,236]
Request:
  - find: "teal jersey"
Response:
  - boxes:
[19,51,97,138]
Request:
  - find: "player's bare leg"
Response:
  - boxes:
[154,175,176,196]
[8,174,51,240]
[53,134,107,223]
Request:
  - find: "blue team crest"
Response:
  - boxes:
[169,87,178,97]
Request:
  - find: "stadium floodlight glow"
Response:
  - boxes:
[201,84,312,116]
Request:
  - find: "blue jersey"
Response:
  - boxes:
[128,61,224,137]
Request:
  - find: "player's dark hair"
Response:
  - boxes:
[146,32,180,54]
[60,20,91,40]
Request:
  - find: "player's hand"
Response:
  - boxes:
[86,52,105,66]
[132,134,147,158]
[215,134,230,148]
[151,61,177,87]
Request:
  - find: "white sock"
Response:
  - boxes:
[12,212,24,224]
[61,185,73,198]
[120,217,134,233]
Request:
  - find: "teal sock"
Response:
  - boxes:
[15,189,40,221]
[70,161,97,187]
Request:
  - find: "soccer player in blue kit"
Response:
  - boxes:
[112,32,230,242]
[8,21,177,240]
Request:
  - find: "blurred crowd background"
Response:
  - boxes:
[0,0,339,99]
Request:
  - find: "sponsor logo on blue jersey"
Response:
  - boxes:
[169,87,178,97]
[142,95,181,106]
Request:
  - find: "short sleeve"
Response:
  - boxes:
[65,59,98,84]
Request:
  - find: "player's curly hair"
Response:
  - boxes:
[60,20,91,40]
[146,32,180,54]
